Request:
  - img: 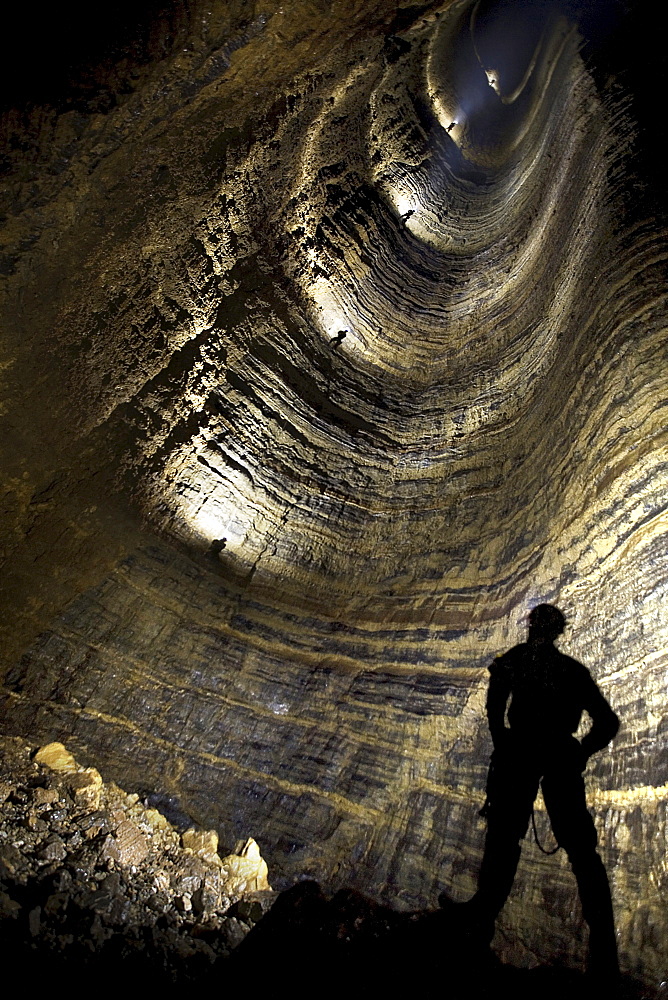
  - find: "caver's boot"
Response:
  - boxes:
[572,852,620,983]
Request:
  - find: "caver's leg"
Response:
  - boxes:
[468,748,541,937]
[542,763,618,977]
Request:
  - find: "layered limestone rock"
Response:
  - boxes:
[1,0,666,989]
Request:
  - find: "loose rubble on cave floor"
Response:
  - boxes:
[0,736,276,976]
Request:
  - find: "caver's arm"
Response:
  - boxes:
[486,656,513,750]
[579,668,619,760]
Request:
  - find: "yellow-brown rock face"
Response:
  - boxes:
[1,0,666,987]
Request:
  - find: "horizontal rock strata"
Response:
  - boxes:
[1,0,666,989]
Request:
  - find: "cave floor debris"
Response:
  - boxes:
[0,736,654,997]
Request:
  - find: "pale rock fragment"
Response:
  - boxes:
[0,844,23,876]
[109,808,126,828]
[38,836,67,861]
[28,906,41,936]
[220,838,270,893]
[31,787,58,806]
[153,871,170,891]
[26,812,48,832]
[0,891,21,918]
[173,872,202,895]
[68,768,103,811]
[33,743,77,774]
[182,827,219,857]
[101,819,149,866]
[144,807,171,832]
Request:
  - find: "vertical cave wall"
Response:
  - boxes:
[1,0,666,983]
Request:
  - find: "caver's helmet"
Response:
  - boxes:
[528,604,566,637]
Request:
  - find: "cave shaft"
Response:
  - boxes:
[1,0,666,981]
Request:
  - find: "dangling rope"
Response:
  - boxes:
[531,807,560,855]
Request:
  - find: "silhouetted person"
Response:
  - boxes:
[465,604,619,976]
[209,537,227,556]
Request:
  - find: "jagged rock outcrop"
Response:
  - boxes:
[0,736,274,976]
[1,0,665,989]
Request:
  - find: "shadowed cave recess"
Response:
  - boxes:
[1,0,666,987]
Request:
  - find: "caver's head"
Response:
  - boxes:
[527,603,566,643]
